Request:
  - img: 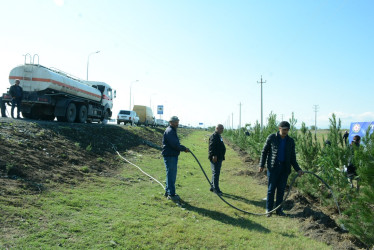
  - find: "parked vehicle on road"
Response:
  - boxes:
[134,115,139,125]
[117,110,138,125]
[155,119,168,127]
[132,105,154,126]
[1,55,115,123]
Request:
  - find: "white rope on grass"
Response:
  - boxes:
[113,145,165,190]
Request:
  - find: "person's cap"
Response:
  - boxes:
[278,121,290,129]
[169,116,179,122]
[15,79,20,84]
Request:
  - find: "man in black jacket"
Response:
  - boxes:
[162,116,189,201]
[208,124,226,195]
[259,121,304,217]
[9,79,23,119]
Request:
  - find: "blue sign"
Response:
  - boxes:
[157,105,163,115]
[348,122,374,144]
[199,123,203,125]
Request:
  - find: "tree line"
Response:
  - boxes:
[224,113,374,247]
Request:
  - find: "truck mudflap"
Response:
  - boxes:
[54,99,70,117]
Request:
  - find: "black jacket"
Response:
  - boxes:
[259,132,301,175]
[9,85,23,99]
[162,126,186,157]
[208,132,226,161]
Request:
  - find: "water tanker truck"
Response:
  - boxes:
[1,56,115,123]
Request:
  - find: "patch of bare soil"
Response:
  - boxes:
[225,139,367,249]
[0,119,188,206]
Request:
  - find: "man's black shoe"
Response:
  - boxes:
[164,192,168,197]
[266,210,272,217]
[276,211,286,216]
[211,188,222,195]
[167,194,180,201]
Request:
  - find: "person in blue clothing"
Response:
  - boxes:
[162,116,189,201]
[9,79,23,119]
[259,121,304,217]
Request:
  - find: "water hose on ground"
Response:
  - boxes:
[111,143,341,216]
[111,143,165,190]
[189,150,341,216]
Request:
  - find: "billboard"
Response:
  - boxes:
[348,122,374,144]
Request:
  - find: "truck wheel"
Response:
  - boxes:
[66,103,77,123]
[76,105,88,123]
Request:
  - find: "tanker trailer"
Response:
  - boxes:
[1,62,115,123]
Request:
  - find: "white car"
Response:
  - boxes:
[134,115,139,125]
[117,110,138,125]
[155,119,168,127]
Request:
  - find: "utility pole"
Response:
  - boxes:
[257,76,266,130]
[281,114,284,121]
[239,102,242,129]
[232,112,233,129]
[313,105,319,135]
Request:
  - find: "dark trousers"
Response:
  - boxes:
[163,156,178,196]
[11,98,22,118]
[210,160,223,192]
[266,161,289,213]
[1,97,6,117]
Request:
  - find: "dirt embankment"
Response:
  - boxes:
[0,118,171,195]
[225,139,367,250]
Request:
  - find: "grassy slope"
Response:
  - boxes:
[1,130,330,249]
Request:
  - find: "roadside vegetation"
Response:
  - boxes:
[0,121,332,248]
[224,113,374,247]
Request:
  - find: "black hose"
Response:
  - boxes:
[189,150,341,216]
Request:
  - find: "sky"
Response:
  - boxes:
[0,0,373,128]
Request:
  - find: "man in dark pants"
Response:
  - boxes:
[162,116,189,201]
[1,97,7,117]
[9,79,23,119]
[343,130,349,146]
[259,121,304,217]
[347,135,361,189]
[208,124,226,195]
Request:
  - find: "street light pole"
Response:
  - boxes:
[86,51,100,81]
[129,80,139,109]
[150,93,157,113]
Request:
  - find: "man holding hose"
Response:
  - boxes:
[162,116,189,201]
[259,121,304,217]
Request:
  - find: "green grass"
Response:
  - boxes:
[0,130,330,249]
